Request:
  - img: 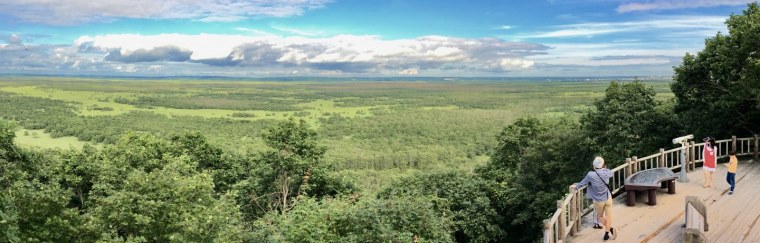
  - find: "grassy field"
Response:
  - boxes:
[0,85,381,125]
[0,76,674,193]
[14,128,100,150]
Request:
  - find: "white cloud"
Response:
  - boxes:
[398,69,418,75]
[617,0,752,13]
[73,33,548,74]
[0,0,332,25]
[270,25,326,37]
[7,34,22,45]
[235,28,277,37]
[518,15,726,38]
[500,58,534,69]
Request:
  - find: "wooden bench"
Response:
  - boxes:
[682,196,708,243]
[624,168,678,206]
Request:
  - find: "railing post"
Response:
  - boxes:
[544,219,554,243]
[755,135,758,161]
[686,141,692,171]
[690,141,696,171]
[626,158,633,178]
[632,156,638,174]
[568,188,577,236]
[574,189,581,235]
[732,136,737,153]
[557,200,566,240]
[659,148,666,168]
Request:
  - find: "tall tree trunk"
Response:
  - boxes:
[281,172,289,216]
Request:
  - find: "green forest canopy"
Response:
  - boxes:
[2,3,760,242]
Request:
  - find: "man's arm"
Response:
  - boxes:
[572,173,590,189]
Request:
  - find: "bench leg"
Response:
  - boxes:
[661,181,668,189]
[668,180,676,194]
[648,189,657,206]
[627,191,635,206]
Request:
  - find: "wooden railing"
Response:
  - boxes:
[542,135,760,243]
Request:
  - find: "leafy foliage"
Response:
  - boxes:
[582,81,683,165]
[378,172,503,243]
[672,2,760,137]
[0,118,362,242]
[251,196,454,242]
[476,117,593,242]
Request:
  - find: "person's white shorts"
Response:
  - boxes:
[703,166,716,172]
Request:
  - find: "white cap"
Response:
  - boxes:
[593,156,605,169]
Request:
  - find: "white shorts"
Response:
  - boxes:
[703,166,716,172]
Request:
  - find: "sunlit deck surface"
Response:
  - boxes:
[568,160,760,243]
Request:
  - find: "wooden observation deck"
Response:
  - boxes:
[543,136,760,243]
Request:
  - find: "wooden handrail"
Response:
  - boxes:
[683,196,708,243]
[542,135,757,243]
[684,196,708,231]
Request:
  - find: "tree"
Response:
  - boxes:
[251,195,454,242]
[0,120,21,161]
[0,194,20,243]
[236,118,353,220]
[476,116,594,242]
[378,172,503,243]
[581,81,682,166]
[261,118,326,215]
[672,2,760,137]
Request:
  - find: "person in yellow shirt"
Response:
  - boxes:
[725,150,738,195]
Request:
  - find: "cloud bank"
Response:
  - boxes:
[71,33,549,74]
[0,0,331,25]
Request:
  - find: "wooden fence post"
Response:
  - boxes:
[659,148,666,168]
[626,158,632,178]
[690,141,696,171]
[732,136,737,153]
[755,135,759,161]
[568,188,577,236]
[575,189,581,235]
[632,156,638,173]
[685,142,691,171]
[557,200,566,240]
[544,219,554,243]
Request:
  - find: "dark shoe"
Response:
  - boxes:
[729,191,734,195]
[603,232,610,241]
[610,228,617,240]
[593,224,603,229]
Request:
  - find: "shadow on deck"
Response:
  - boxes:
[568,159,760,243]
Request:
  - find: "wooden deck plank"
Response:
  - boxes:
[707,162,760,243]
[567,159,759,243]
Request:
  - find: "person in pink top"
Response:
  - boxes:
[702,137,717,188]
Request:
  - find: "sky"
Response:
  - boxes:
[0,0,755,77]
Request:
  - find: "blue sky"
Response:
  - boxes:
[0,0,754,77]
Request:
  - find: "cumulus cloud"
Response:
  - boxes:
[7,34,22,45]
[0,44,79,71]
[398,69,418,75]
[499,58,534,69]
[73,33,548,74]
[0,0,331,25]
[617,0,752,13]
